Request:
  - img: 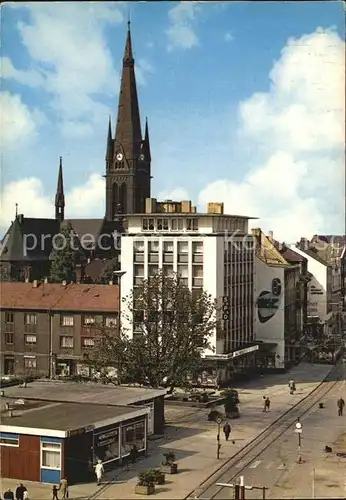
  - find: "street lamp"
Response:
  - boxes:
[295,418,303,463]
[113,270,127,385]
[216,416,222,459]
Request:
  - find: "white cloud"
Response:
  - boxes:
[224,32,234,42]
[198,28,345,241]
[0,174,106,232]
[0,92,38,150]
[136,58,154,86]
[158,188,190,201]
[3,3,125,136]
[166,2,200,50]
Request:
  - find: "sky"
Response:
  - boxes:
[1,1,345,242]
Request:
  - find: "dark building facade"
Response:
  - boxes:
[0,23,149,282]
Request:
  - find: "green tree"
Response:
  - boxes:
[94,258,120,284]
[88,270,218,389]
[49,222,78,283]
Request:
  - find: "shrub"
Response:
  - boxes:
[137,470,156,487]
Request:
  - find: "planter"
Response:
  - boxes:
[162,463,178,474]
[155,473,165,485]
[135,485,155,495]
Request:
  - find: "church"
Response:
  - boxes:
[0,23,152,282]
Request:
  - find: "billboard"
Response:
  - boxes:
[93,427,119,464]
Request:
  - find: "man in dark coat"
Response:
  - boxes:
[337,397,345,416]
[15,484,27,500]
[223,422,231,441]
[4,490,14,500]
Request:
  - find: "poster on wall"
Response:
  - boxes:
[256,278,282,323]
[93,427,119,464]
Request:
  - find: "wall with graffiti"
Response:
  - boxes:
[254,256,285,367]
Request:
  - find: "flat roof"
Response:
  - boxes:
[3,381,167,406]
[126,213,258,219]
[0,401,149,438]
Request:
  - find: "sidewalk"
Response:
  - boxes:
[1,362,333,500]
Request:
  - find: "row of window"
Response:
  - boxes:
[0,435,61,470]
[134,241,204,254]
[4,313,118,328]
[142,217,199,232]
[4,334,95,349]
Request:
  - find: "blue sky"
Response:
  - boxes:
[1,1,345,241]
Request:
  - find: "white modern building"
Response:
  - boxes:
[120,199,259,382]
[253,229,302,370]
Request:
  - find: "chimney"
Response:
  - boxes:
[44,277,48,284]
[268,230,274,241]
[109,280,113,285]
[25,279,29,284]
[32,280,38,288]
[62,280,67,286]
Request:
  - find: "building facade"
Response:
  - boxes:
[253,229,302,369]
[120,199,258,382]
[0,282,120,378]
[0,400,149,485]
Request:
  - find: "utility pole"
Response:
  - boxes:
[295,418,303,463]
[216,417,222,459]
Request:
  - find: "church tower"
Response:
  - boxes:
[55,157,65,222]
[105,22,151,220]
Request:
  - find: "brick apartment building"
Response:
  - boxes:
[1,282,119,377]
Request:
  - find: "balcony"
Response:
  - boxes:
[148,253,159,263]
[134,253,144,263]
[192,254,203,264]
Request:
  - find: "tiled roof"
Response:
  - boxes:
[0,282,119,312]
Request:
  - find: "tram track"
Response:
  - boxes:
[186,364,343,499]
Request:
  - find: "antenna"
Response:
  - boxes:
[127,5,131,28]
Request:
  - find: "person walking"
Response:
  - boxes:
[15,484,27,500]
[337,397,345,416]
[4,490,14,500]
[52,486,59,500]
[223,422,231,441]
[94,460,104,485]
[263,396,270,412]
[289,379,296,395]
[59,478,68,499]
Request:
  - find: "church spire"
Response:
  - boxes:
[114,20,142,159]
[144,117,151,162]
[105,115,113,161]
[55,157,65,222]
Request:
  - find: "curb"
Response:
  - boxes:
[184,364,336,499]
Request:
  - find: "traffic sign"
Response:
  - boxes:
[295,422,302,429]
[295,428,302,433]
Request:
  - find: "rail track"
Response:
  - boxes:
[186,364,344,499]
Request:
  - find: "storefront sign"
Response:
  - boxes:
[93,427,119,464]
[68,425,94,437]
[232,345,259,359]
[257,278,282,323]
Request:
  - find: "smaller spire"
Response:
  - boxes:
[15,203,18,218]
[144,117,151,161]
[55,157,65,222]
[105,116,113,160]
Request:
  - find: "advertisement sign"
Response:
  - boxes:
[256,278,282,324]
[93,427,119,464]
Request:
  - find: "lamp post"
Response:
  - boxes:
[295,418,303,463]
[216,417,222,459]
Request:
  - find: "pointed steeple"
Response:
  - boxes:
[114,20,142,159]
[55,157,65,222]
[105,116,113,160]
[143,117,151,162]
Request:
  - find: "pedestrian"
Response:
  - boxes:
[15,484,27,500]
[59,478,68,499]
[4,490,14,500]
[94,459,104,485]
[263,396,270,412]
[337,397,345,416]
[223,421,231,441]
[130,444,138,463]
[52,485,59,500]
[289,379,296,395]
